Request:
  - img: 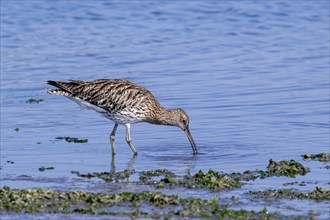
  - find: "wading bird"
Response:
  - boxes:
[48,79,198,155]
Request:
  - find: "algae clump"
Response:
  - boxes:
[249,187,330,201]
[191,169,242,190]
[267,159,309,177]
[302,153,330,162]
[55,136,88,143]
[0,186,276,219]
[26,98,43,104]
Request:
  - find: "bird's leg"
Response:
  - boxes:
[110,153,116,175]
[124,123,138,155]
[110,123,119,154]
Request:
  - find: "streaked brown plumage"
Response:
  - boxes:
[47,79,198,155]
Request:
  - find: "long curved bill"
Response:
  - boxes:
[184,128,198,154]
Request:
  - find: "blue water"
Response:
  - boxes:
[1,1,329,218]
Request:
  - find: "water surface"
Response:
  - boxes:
[1,1,329,219]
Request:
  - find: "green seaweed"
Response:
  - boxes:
[282,181,318,186]
[0,186,278,219]
[143,169,241,190]
[0,155,320,219]
[26,98,43,104]
[188,169,242,190]
[55,136,88,143]
[72,159,310,191]
[38,166,54,172]
[74,168,242,191]
[302,153,330,162]
[71,169,134,182]
[141,169,176,178]
[267,159,310,177]
[204,159,309,182]
[249,187,330,201]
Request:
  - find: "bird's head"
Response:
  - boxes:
[171,108,198,154]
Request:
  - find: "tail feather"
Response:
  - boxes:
[47,88,71,96]
[47,80,82,97]
[47,80,70,92]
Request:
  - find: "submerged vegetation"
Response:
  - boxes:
[72,159,310,191]
[1,155,327,218]
[140,169,242,190]
[267,159,310,177]
[0,186,300,219]
[302,153,330,162]
[282,181,318,186]
[26,98,43,104]
[55,136,88,143]
[38,166,54,172]
[249,187,330,201]
[73,168,242,191]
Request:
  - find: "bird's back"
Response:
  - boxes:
[48,79,162,123]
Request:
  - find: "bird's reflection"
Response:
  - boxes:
[70,152,199,184]
[109,152,199,181]
[186,154,198,177]
[109,154,137,182]
[110,153,138,173]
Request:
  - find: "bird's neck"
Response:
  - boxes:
[149,107,177,126]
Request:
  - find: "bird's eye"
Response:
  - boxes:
[182,119,186,124]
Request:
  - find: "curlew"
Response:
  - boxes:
[47,79,198,155]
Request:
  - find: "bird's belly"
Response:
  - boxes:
[103,112,142,124]
[68,97,145,124]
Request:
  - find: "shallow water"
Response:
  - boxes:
[1,1,329,219]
